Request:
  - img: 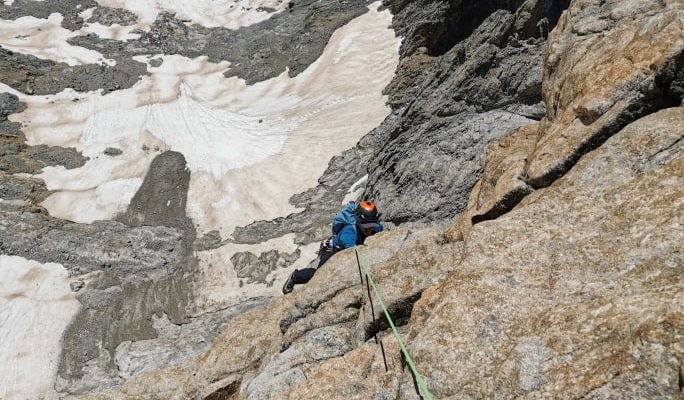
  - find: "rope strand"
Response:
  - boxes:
[353,246,434,400]
[355,248,389,372]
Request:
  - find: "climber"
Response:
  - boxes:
[282,200,383,294]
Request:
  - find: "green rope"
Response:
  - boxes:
[353,246,433,400]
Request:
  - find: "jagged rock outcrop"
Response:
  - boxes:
[527,0,683,188]
[362,0,571,224]
[447,0,684,239]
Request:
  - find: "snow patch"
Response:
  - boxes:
[11,3,400,240]
[77,7,142,41]
[193,234,319,309]
[92,0,287,30]
[0,256,80,400]
[0,13,115,66]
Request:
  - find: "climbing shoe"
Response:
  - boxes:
[282,271,296,294]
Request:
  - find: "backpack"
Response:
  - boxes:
[332,201,358,236]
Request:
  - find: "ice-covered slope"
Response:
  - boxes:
[0,256,79,399]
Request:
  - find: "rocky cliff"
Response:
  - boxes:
[1,0,682,399]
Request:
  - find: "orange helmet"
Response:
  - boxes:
[356,201,379,228]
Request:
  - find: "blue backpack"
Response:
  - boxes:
[332,201,358,235]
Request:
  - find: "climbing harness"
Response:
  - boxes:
[353,246,434,400]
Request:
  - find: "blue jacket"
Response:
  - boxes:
[330,222,383,251]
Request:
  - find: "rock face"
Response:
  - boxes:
[116,151,193,234]
[106,90,684,398]
[526,0,684,188]
[105,0,681,398]
[411,105,683,398]
[362,0,571,224]
[0,0,682,399]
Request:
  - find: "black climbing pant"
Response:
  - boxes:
[292,250,334,284]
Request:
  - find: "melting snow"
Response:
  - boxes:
[0,13,115,66]
[0,256,80,400]
[8,2,400,239]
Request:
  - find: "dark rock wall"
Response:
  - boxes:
[361,0,570,224]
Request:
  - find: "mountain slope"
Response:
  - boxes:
[0,0,682,398]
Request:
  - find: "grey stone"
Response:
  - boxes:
[0,48,147,96]
[193,230,222,251]
[365,110,536,224]
[0,0,98,30]
[116,151,193,235]
[114,298,270,380]
[0,174,49,202]
[231,249,301,285]
[0,92,26,136]
[148,57,163,68]
[103,147,123,156]
[87,7,138,26]
[70,280,86,292]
